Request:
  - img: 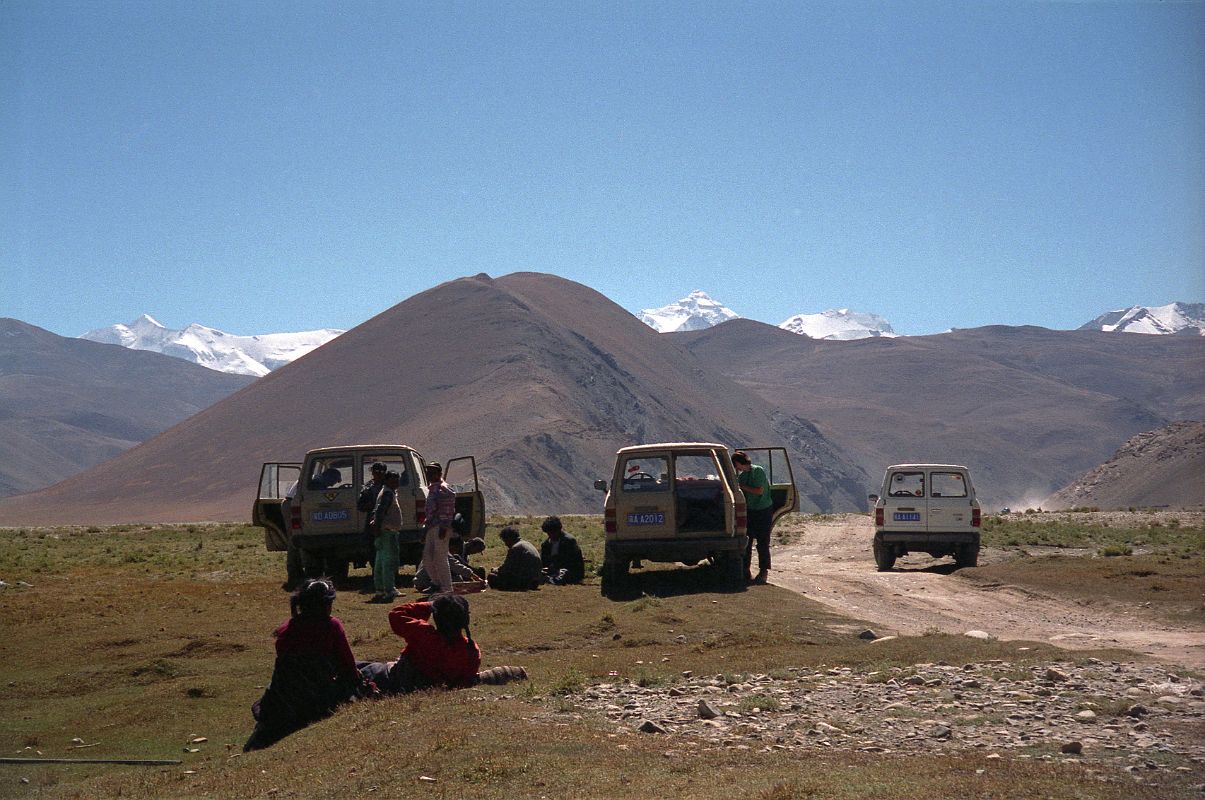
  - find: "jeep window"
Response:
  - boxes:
[259,464,300,499]
[930,471,967,498]
[361,455,409,487]
[308,457,353,489]
[673,453,720,481]
[889,471,925,497]
[621,456,669,492]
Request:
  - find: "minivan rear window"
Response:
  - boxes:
[888,471,925,497]
[930,472,967,498]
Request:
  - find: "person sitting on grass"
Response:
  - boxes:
[486,526,544,591]
[244,578,367,751]
[414,536,487,593]
[357,594,525,693]
[539,515,585,585]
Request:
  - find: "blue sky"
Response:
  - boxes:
[3,1,1202,337]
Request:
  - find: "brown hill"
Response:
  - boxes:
[1044,421,1205,510]
[679,321,1205,510]
[0,273,868,525]
[0,318,253,498]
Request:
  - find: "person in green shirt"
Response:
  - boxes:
[733,450,775,585]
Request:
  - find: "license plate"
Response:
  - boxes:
[312,509,349,522]
[894,512,921,522]
[626,512,666,526]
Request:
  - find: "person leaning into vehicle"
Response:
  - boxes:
[733,450,774,585]
[539,515,585,585]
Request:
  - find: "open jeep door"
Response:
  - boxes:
[443,456,486,539]
[735,447,797,524]
[253,462,301,551]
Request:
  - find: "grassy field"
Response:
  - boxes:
[977,513,1205,624]
[0,516,1199,798]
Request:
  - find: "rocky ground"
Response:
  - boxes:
[534,656,1205,788]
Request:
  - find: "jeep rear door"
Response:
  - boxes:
[926,469,973,531]
[253,462,301,550]
[443,456,486,538]
[298,452,357,533]
[736,447,798,524]
[612,450,675,539]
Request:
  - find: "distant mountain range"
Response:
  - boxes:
[80,315,344,376]
[1078,302,1205,336]
[80,300,1202,376]
[2,273,1203,524]
[0,318,253,498]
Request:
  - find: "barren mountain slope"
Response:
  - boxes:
[1045,421,1205,510]
[0,319,253,498]
[680,321,1205,509]
[0,273,866,525]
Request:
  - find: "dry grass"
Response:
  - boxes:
[0,520,1199,799]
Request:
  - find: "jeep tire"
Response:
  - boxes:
[954,542,980,569]
[873,537,896,572]
[600,547,630,597]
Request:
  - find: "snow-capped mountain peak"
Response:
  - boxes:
[779,309,898,340]
[1079,302,1205,336]
[637,290,741,333]
[81,317,345,376]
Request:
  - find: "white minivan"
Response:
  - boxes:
[869,464,981,571]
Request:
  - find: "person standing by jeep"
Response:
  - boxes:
[422,462,456,594]
[733,450,774,585]
[370,471,403,602]
[358,462,388,578]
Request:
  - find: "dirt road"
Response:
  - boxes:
[771,515,1205,669]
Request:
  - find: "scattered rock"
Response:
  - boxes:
[638,720,668,734]
[858,629,878,640]
[1061,741,1083,755]
[1046,667,1070,682]
[698,700,721,720]
[964,630,991,640]
[1126,704,1149,718]
[930,725,952,740]
[1075,710,1097,722]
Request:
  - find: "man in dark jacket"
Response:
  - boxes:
[539,516,585,585]
[487,526,543,591]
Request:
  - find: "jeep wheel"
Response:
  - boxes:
[954,543,979,569]
[717,552,746,591]
[600,549,630,597]
[284,538,304,590]
[873,539,895,572]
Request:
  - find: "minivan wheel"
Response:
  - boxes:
[955,543,979,568]
[600,549,630,596]
[873,540,896,572]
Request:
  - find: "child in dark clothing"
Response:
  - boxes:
[244,579,364,751]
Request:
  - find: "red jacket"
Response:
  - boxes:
[389,601,481,688]
[274,615,358,680]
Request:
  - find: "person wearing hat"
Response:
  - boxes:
[422,462,457,594]
[539,516,585,585]
[244,578,364,751]
[487,526,544,591]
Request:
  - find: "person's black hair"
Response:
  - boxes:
[371,462,387,473]
[290,578,336,621]
[499,525,520,542]
[732,450,751,465]
[385,470,400,483]
[431,593,475,654]
[540,515,562,535]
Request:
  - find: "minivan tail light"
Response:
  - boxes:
[875,507,884,527]
[290,503,302,531]
[604,508,616,534]
[415,499,426,527]
[972,507,981,528]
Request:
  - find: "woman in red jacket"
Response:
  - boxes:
[359,594,480,693]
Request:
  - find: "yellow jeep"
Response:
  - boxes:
[593,443,797,595]
[253,445,484,587]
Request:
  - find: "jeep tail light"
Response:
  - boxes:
[415,499,426,527]
[604,508,616,534]
[735,500,747,536]
[875,507,884,527]
[972,507,981,528]
[290,503,302,531]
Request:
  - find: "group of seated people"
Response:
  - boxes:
[245,516,586,750]
[245,579,527,751]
